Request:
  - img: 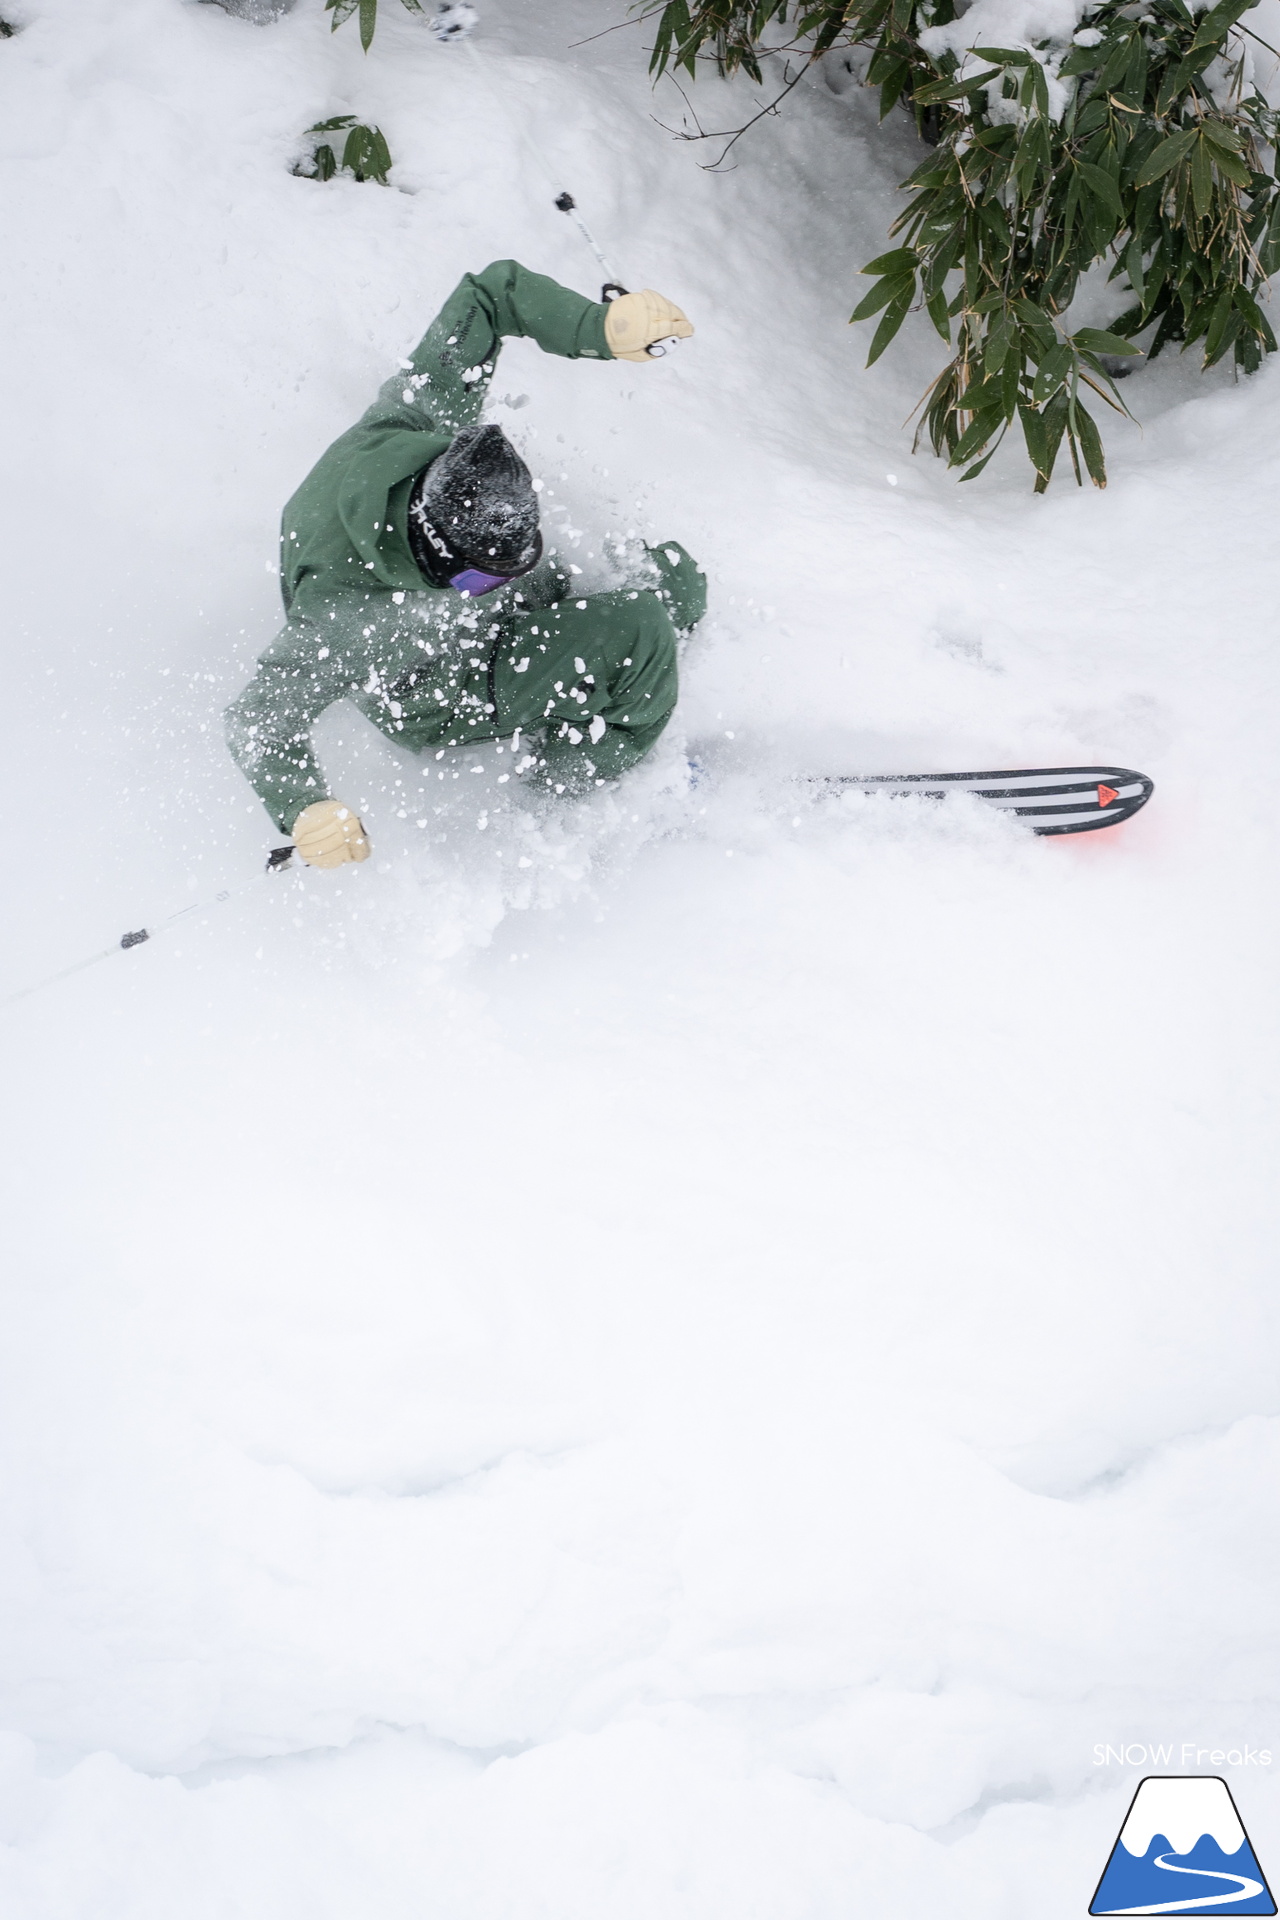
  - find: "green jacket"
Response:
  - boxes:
[226,260,704,832]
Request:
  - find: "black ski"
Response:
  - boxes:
[814,765,1154,835]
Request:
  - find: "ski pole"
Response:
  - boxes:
[549,191,672,356]
[552,190,626,302]
[2,845,295,1009]
[446,18,676,355]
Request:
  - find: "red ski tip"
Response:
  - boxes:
[1097,783,1119,807]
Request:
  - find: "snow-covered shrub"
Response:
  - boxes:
[295,114,393,184]
[640,0,1280,490]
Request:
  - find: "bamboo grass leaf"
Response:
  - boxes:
[1134,128,1198,186]
[1070,327,1141,355]
[866,290,915,365]
[1076,160,1124,214]
[851,271,916,322]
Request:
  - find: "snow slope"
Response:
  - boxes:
[2,0,1280,1913]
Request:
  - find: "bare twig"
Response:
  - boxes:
[652,56,816,169]
[567,16,649,48]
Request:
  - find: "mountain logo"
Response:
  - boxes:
[1090,1776,1276,1916]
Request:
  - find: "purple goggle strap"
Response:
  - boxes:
[450,565,512,598]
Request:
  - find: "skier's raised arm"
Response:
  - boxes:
[374,259,694,436]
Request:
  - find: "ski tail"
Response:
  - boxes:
[812,766,1154,835]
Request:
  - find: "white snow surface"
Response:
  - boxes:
[3,0,1280,1914]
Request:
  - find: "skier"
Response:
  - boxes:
[225,259,705,868]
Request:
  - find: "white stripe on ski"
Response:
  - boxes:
[960,783,1146,810]
[1000,804,1137,825]
[837,781,1145,809]
[837,772,1134,795]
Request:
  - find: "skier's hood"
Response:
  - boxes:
[335,426,453,591]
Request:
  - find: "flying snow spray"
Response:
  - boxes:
[428,4,478,40]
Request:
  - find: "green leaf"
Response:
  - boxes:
[926,288,952,342]
[1059,43,1103,76]
[984,311,1014,373]
[1210,144,1253,188]
[1200,119,1244,153]
[861,247,920,277]
[1013,299,1058,353]
[956,372,1006,411]
[1190,136,1213,219]
[866,292,914,366]
[877,59,911,119]
[1040,392,1070,490]
[851,271,915,323]
[359,0,376,49]
[369,126,392,181]
[948,407,1004,465]
[1233,284,1273,344]
[1076,159,1124,215]
[970,44,1033,64]
[1190,0,1257,51]
[1203,285,1236,361]
[1204,305,1243,366]
[1002,348,1021,414]
[308,115,357,132]
[1074,403,1107,487]
[1260,194,1280,274]
[911,65,1001,106]
[958,443,1003,481]
[1156,44,1217,113]
[1237,329,1264,374]
[1032,340,1072,402]
[1062,171,1082,239]
[1097,29,1138,94]
[1134,128,1197,188]
[1070,327,1141,355]
[1118,32,1148,106]
[1018,402,1050,483]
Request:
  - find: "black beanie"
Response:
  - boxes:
[409,424,542,579]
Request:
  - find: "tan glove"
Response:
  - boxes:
[291,799,371,869]
[604,290,694,363]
